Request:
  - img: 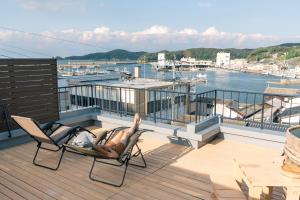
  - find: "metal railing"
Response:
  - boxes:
[215,89,300,132]
[58,84,300,132]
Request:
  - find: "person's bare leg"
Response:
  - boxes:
[108,130,126,144]
[110,113,141,144]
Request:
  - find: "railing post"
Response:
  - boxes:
[119,88,122,117]
[195,94,198,123]
[214,90,217,116]
[91,85,94,108]
[260,94,265,129]
[154,90,157,123]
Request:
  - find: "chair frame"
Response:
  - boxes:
[1,105,12,138]
[89,142,147,187]
[12,116,95,170]
[67,126,150,187]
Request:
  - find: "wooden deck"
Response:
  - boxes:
[0,126,290,200]
[0,135,215,200]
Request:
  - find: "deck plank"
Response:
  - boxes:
[0,182,26,200]
[0,170,55,200]
[0,140,215,200]
[0,192,12,200]
[3,145,116,198]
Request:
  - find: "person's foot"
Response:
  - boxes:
[133,113,141,128]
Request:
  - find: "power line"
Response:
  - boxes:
[0,47,30,58]
[0,26,111,51]
[0,43,52,57]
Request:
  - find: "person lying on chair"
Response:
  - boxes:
[93,113,141,158]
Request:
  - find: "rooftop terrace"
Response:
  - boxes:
[1,123,288,200]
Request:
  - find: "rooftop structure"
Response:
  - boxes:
[91,78,186,89]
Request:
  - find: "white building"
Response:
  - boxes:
[180,57,196,63]
[216,52,230,68]
[157,53,166,68]
[180,57,213,67]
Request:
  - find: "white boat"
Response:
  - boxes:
[196,73,207,79]
[121,67,132,76]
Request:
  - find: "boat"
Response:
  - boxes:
[121,67,132,76]
[196,73,207,79]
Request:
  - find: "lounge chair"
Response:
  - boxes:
[64,126,151,187]
[11,115,95,170]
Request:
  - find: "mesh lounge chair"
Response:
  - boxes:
[11,115,95,170]
[64,126,151,187]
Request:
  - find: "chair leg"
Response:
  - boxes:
[33,144,65,170]
[129,144,147,168]
[89,157,129,187]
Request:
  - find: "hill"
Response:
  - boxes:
[64,43,300,66]
[66,49,146,60]
[139,48,253,62]
[246,44,300,62]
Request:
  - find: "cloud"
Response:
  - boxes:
[0,25,299,57]
[178,28,198,35]
[139,25,170,35]
[0,31,14,41]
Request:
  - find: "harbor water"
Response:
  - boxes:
[58,62,300,93]
[97,63,300,92]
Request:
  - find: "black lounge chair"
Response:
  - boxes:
[11,115,95,170]
[64,126,151,187]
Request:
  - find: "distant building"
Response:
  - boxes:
[180,57,196,63]
[216,52,230,68]
[157,53,166,68]
[180,57,213,67]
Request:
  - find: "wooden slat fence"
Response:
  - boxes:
[0,59,59,132]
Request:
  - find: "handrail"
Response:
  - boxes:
[57,84,299,132]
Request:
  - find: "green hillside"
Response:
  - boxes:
[139,48,253,62]
[66,49,146,60]
[246,44,300,62]
[64,43,300,65]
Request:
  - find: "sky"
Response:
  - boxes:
[0,0,300,57]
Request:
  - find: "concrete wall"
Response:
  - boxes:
[220,124,285,149]
[1,108,287,151]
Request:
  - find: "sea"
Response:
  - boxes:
[58,61,300,93]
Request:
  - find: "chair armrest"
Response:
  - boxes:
[93,130,109,145]
[41,122,64,135]
[73,126,97,138]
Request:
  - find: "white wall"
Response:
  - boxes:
[282,116,300,124]
[216,104,239,118]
